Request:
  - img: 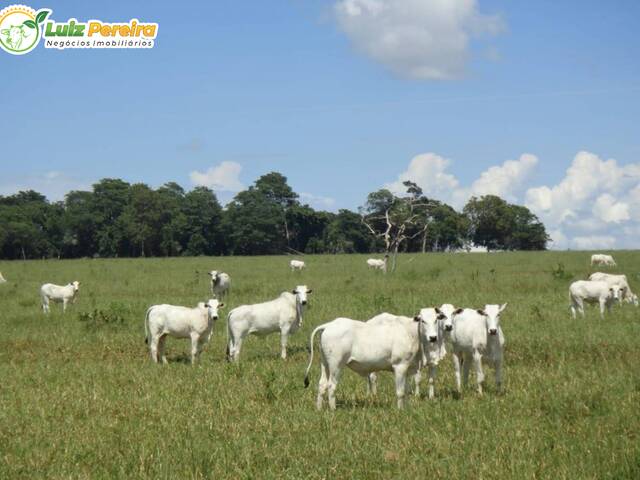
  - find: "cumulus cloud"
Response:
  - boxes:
[387,150,640,249]
[525,151,640,249]
[189,161,245,192]
[334,0,505,80]
[386,152,537,208]
[0,171,91,201]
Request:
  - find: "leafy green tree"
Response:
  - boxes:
[182,186,223,256]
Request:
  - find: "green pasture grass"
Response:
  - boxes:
[0,252,639,479]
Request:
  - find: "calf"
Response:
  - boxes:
[450,304,507,395]
[144,299,223,364]
[304,308,440,410]
[569,280,624,319]
[290,260,305,272]
[227,285,311,361]
[366,255,388,273]
[366,309,447,399]
[209,270,231,300]
[40,281,80,314]
[591,254,616,267]
[588,272,638,306]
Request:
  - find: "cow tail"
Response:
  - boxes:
[144,306,153,344]
[304,323,327,388]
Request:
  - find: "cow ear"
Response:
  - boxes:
[413,315,420,322]
[453,308,464,315]
[292,289,297,294]
[499,303,508,313]
[435,307,442,314]
[477,309,486,316]
[307,289,312,293]
[218,303,225,308]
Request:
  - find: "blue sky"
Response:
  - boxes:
[1,0,640,249]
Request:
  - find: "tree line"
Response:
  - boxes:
[0,172,549,260]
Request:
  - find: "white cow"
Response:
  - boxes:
[0,271,6,283]
[588,272,638,306]
[304,308,441,410]
[366,309,448,399]
[450,304,507,396]
[591,254,616,267]
[569,280,624,319]
[290,260,305,272]
[227,285,312,361]
[366,255,388,273]
[144,299,223,364]
[209,270,231,299]
[40,281,80,314]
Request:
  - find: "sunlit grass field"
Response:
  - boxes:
[1,251,639,479]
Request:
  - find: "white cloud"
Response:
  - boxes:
[385,153,459,200]
[334,0,504,80]
[387,150,640,249]
[525,151,640,250]
[300,192,337,210]
[0,171,90,201]
[189,161,245,192]
[386,152,537,209]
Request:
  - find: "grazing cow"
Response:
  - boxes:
[450,304,507,396]
[366,308,448,400]
[588,272,638,306]
[1,25,30,50]
[144,299,223,364]
[366,255,388,272]
[591,254,616,267]
[0,271,6,283]
[569,280,624,319]
[304,308,441,410]
[209,270,231,300]
[40,281,80,314]
[290,260,305,272]
[227,285,312,361]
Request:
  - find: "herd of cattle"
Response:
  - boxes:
[0,252,635,409]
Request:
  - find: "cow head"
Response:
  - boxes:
[608,285,624,302]
[476,303,507,336]
[71,281,80,292]
[292,285,312,306]
[438,303,457,332]
[1,25,30,50]
[414,307,442,343]
[204,298,224,321]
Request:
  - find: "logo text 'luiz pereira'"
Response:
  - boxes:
[0,4,158,55]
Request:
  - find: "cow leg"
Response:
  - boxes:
[495,356,503,392]
[157,334,168,364]
[599,299,606,319]
[150,335,160,363]
[317,358,329,410]
[190,333,201,364]
[393,365,409,409]
[280,326,291,360]
[42,296,49,314]
[462,353,471,388]
[327,370,341,411]
[427,364,437,399]
[413,369,422,398]
[62,299,68,313]
[452,352,462,392]
[367,373,378,396]
[473,350,485,395]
